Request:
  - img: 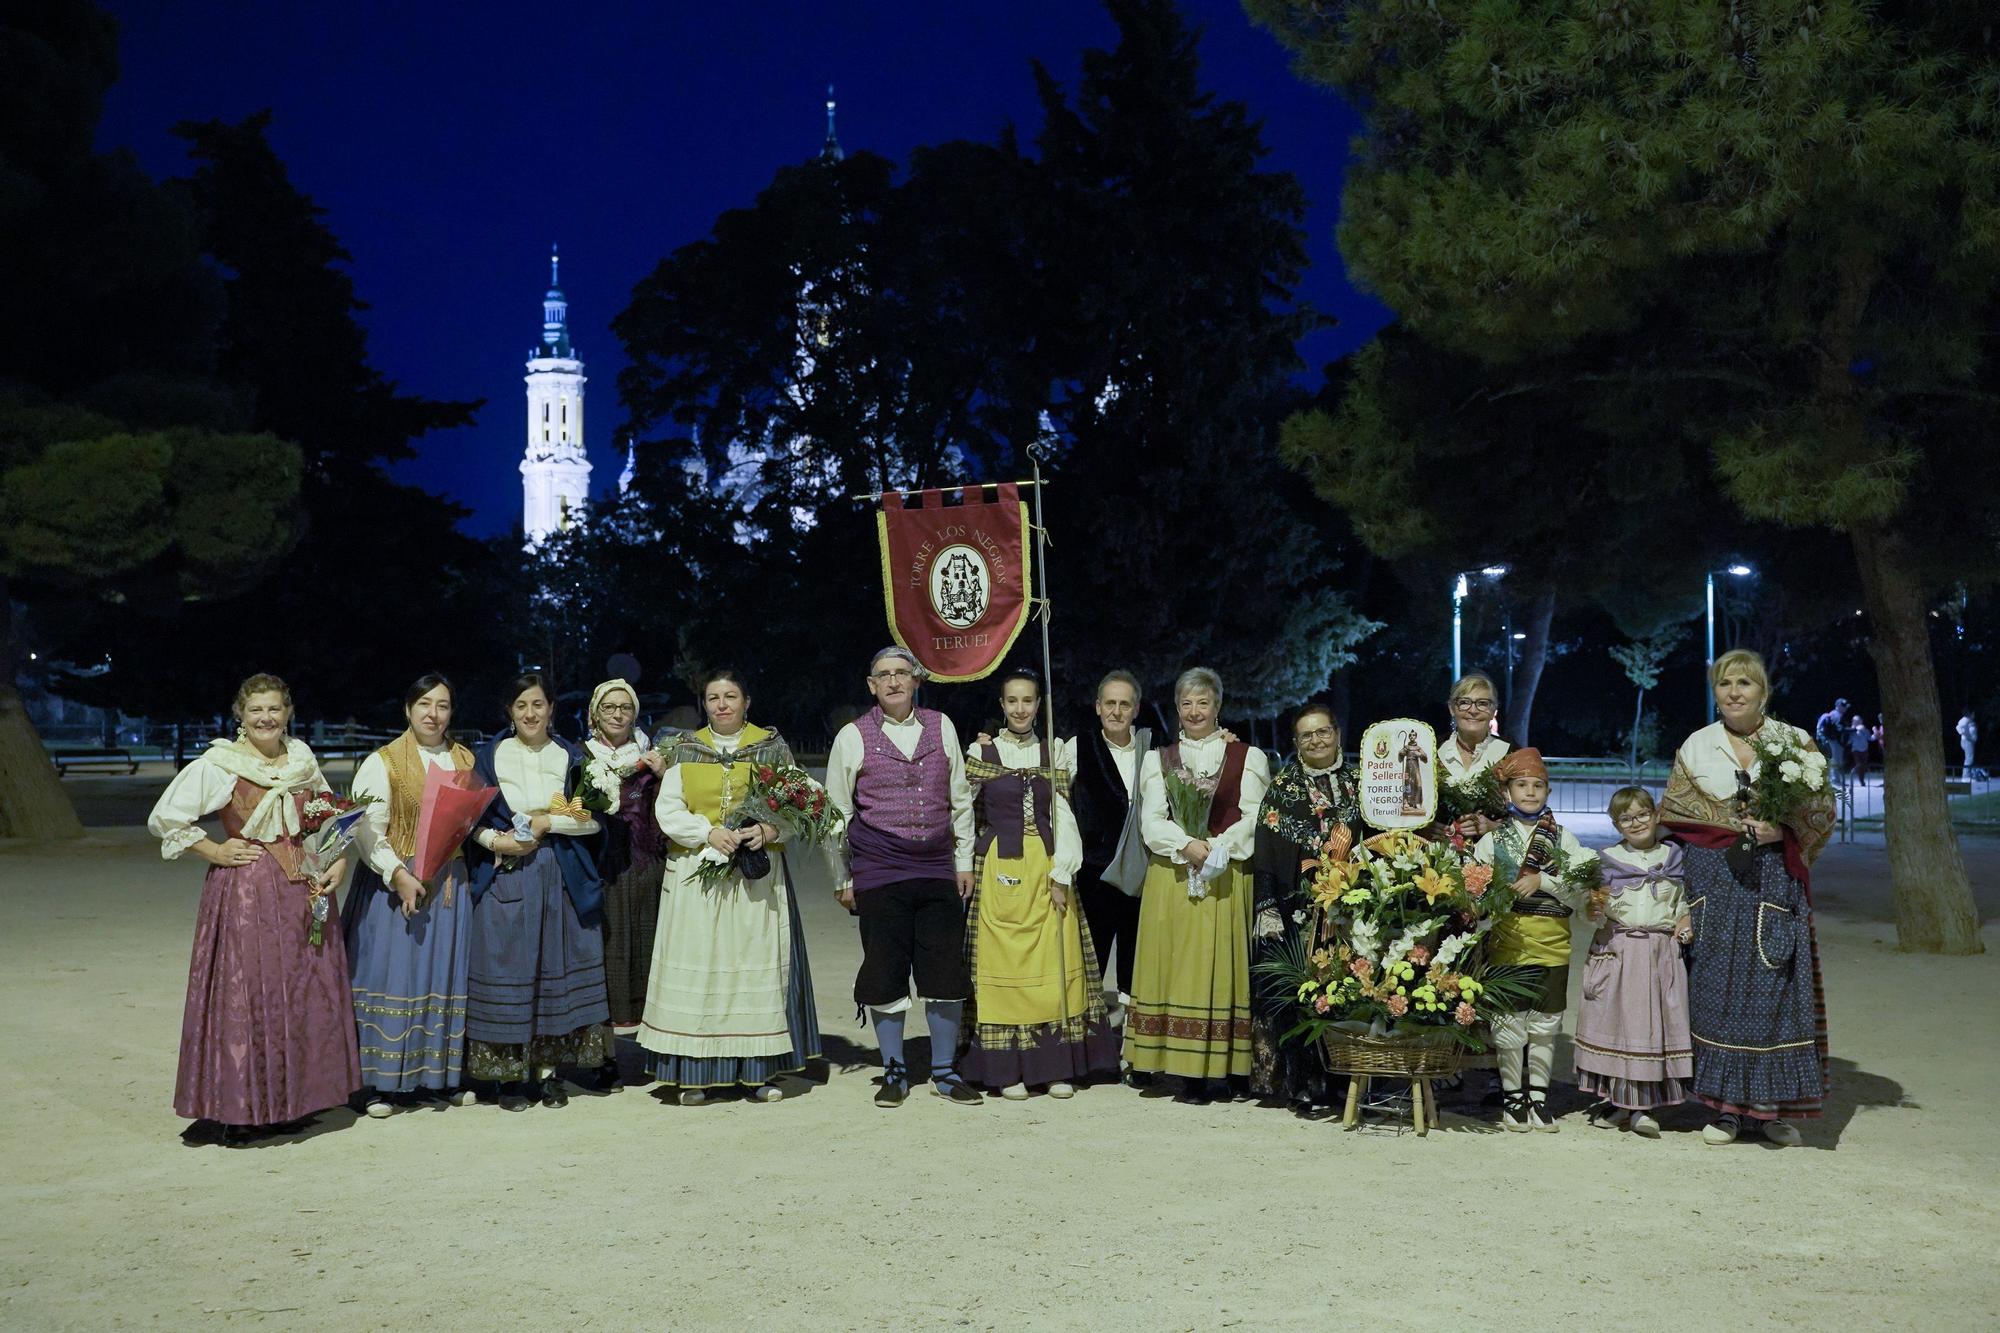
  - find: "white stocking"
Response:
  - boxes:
[1526,1029,1556,1103]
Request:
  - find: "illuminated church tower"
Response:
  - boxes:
[521,245,591,548]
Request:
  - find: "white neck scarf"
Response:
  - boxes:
[200,737,319,841]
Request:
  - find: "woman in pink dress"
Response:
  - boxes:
[147,673,360,1143]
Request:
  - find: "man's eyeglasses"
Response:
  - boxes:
[1453,699,1497,714]
[871,668,916,682]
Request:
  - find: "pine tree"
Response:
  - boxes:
[1250,0,1994,951]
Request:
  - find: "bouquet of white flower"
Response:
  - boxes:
[1746,723,1830,825]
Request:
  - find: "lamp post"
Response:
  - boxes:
[1705,563,1755,722]
[1451,564,1510,687]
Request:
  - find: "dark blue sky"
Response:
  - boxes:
[96,1,1387,535]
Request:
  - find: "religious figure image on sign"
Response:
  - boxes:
[1398,728,1428,816]
[1357,718,1438,830]
[932,545,989,629]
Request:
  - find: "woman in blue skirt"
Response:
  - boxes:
[345,672,480,1116]
[1661,649,1835,1148]
[463,672,611,1111]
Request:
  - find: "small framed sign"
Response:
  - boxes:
[1358,719,1438,831]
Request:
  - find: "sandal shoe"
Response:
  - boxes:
[538,1076,569,1109]
[585,1059,620,1092]
[446,1088,479,1107]
[752,1084,784,1103]
[1000,1083,1030,1101]
[1499,1089,1533,1132]
[1047,1082,1076,1099]
[1702,1114,1741,1145]
[931,1076,983,1106]
[874,1059,909,1109]
[496,1082,532,1112]
[364,1096,394,1120]
[677,1088,709,1107]
[1526,1084,1559,1133]
[1629,1111,1662,1139]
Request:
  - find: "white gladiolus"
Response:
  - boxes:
[1350,918,1383,964]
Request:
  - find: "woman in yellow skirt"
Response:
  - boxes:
[1123,667,1271,1104]
[960,669,1119,1099]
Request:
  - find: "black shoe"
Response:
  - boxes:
[585,1059,620,1092]
[875,1059,910,1109]
[497,1082,532,1112]
[930,1074,983,1106]
[539,1075,569,1108]
[1174,1078,1213,1106]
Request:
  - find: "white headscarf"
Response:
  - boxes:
[588,678,648,752]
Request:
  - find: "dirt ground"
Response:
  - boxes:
[3,786,1998,1330]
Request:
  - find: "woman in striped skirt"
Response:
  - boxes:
[637,669,821,1105]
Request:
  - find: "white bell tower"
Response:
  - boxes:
[522,244,592,548]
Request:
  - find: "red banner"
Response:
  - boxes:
[877,484,1032,683]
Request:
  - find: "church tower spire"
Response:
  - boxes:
[541,244,572,356]
[821,84,844,164]
[521,244,591,549]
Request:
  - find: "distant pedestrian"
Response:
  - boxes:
[1848,714,1871,785]
[1958,710,1980,779]
[1814,698,1849,771]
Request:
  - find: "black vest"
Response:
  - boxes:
[1072,727,1149,869]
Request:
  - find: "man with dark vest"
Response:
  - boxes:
[1066,669,1152,1024]
[825,646,983,1108]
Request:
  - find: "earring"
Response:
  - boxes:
[236,724,248,742]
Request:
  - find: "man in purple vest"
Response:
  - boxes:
[825,646,982,1108]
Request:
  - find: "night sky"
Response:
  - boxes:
[95,1,1387,535]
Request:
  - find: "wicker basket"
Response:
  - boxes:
[1319,1029,1464,1079]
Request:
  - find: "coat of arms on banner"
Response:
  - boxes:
[1358,718,1438,830]
[876,484,1032,682]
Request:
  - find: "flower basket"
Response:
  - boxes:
[1319,1028,1463,1079]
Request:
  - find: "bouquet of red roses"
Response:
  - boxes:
[691,762,845,887]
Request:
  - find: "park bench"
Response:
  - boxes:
[53,748,140,777]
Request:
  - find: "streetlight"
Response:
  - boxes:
[1451,564,1510,686]
[1705,563,1756,722]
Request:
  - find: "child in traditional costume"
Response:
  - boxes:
[1471,748,1596,1132]
[959,669,1118,1099]
[1573,787,1692,1137]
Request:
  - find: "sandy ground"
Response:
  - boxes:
[3,784,1998,1331]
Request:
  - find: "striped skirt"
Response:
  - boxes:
[639,850,822,1089]
[464,848,610,1078]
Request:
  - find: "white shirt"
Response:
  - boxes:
[1959,716,1978,743]
[1471,817,1597,907]
[1439,732,1510,783]
[1138,731,1271,866]
[824,709,976,881]
[473,737,599,850]
[1597,841,1687,930]
[1097,732,1139,796]
[351,743,458,880]
[147,752,332,861]
[654,728,747,849]
[584,730,652,770]
[972,731,1083,883]
[1673,719,1814,803]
